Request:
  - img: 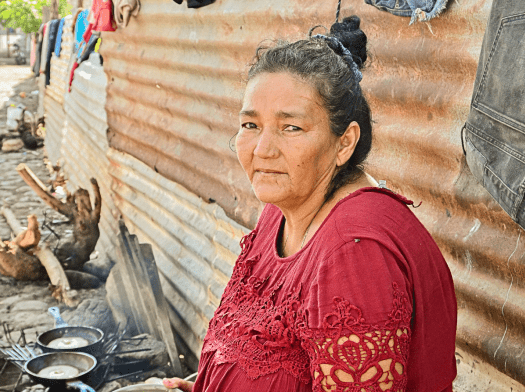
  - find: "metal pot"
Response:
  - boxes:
[37,307,104,356]
[24,351,97,392]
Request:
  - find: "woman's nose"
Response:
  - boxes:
[253,129,279,158]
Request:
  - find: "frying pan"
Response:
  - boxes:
[24,351,97,392]
[37,307,104,356]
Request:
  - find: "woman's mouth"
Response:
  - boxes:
[255,169,284,174]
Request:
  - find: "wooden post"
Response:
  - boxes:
[50,0,59,19]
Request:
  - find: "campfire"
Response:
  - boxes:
[0,318,185,391]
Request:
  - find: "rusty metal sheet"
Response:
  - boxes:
[61,53,120,264]
[107,147,248,358]
[94,0,525,387]
[99,0,343,229]
[359,1,525,388]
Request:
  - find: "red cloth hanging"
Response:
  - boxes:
[68,61,79,92]
[88,0,117,32]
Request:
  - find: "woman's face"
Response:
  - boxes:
[236,72,342,209]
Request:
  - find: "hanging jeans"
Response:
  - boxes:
[462,0,525,229]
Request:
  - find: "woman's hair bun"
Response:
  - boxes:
[330,15,367,69]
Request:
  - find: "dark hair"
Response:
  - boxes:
[247,15,372,201]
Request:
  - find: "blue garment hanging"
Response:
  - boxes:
[364,0,449,24]
[74,9,90,52]
[54,18,65,57]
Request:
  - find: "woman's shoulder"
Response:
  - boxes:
[330,187,424,242]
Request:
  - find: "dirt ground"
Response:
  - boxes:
[0,64,113,390]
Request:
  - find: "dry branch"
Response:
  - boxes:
[16,164,102,271]
[0,206,23,235]
[34,245,79,307]
[0,207,78,306]
[16,163,75,219]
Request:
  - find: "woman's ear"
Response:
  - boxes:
[336,121,360,167]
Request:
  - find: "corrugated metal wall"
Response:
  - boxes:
[107,147,248,360]
[61,52,120,263]
[97,0,525,388]
[358,0,525,388]
[44,15,74,164]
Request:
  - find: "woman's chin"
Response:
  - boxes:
[252,187,287,205]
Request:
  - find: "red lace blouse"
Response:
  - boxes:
[193,188,457,392]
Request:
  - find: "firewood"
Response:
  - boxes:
[0,207,78,306]
[16,163,75,220]
[12,214,41,250]
[16,164,102,271]
[0,206,23,234]
[34,245,79,307]
[0,241,45,281]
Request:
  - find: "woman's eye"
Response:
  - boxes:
[241,122,258,129]
[284,125,302,132]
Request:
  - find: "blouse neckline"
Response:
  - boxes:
[271,186,383,262]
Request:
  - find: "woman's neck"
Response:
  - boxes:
[278,174,376,257]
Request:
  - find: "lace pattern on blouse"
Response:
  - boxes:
[203,231,412,390]
[202,230,312,383]
[298,283,412,391]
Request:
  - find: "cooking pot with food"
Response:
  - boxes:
[36,307,104,356]
[24,351,97,391]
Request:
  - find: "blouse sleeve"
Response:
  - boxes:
[297,239,413,392]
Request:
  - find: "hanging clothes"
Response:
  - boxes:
[74,9,90,52]
[44,19,61,86]
[32,24,44,75]
[113,0,140,28]
[364,0,449,25]
[88,0,117,32]
[79,35,100,63]
[186,0,215,8]
[29,34,36,68]
[39,21,51,75]
[171,0,215,8]
[54,18,66,57]
[463,0,525,229]
[69,35,101,92]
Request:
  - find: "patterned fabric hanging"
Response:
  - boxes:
[364,0,449,25]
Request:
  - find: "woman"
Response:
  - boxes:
[164,15,457,392]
